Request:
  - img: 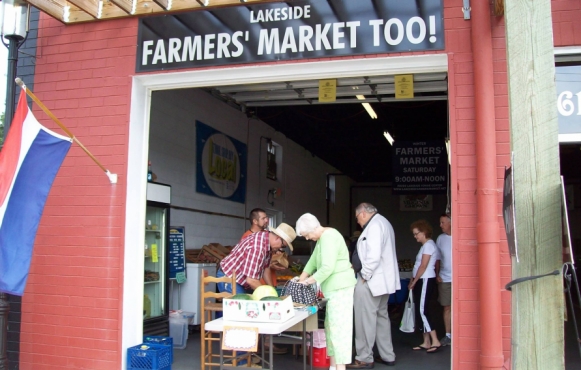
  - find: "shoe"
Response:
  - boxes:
[374,357,395,366]
[346,360,374,369]
[427,345,441,354]
[440,336,451,346]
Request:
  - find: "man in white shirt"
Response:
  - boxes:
[436,214,452,346]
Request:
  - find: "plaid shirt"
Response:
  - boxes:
[220,231,272,289]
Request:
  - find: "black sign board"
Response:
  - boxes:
[392,140,447,194]
[503,166,517,257]
[169,227,186,280]
[136,0,444,72]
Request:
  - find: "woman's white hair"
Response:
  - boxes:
[295,213,321,236]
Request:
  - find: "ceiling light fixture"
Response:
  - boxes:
[383,131,394,145]
[356,94,377,119]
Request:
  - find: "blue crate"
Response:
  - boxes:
[127,343,171,370]
[143,336,173,363]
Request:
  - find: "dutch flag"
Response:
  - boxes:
[0,91,71,295]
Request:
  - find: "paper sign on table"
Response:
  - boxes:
[222,326,259,352]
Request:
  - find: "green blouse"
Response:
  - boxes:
[303,228,357,293]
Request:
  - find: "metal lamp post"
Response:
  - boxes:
[1,0,29,144]
[0,1,30,368]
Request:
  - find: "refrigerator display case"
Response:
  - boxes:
[144,182,171,336]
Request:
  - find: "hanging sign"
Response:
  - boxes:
[392,141,447,194]
[169,227,186,280]
[503,164,518,258]
[136,0,445,72]
[395,75,414,99]
[319,79,337,102]
[196,121,248,203]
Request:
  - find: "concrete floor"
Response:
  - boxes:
[172,323,452,370]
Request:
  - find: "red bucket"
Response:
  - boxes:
[312,347,330,368]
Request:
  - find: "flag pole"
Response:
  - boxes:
[14,78,118,184]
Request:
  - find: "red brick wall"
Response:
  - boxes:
[19,15,136,370]
[552,0,581,46]
[20,0,581,368]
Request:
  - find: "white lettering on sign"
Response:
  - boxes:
[557,90,581,116]
[369,16,436,46]
[250,5,311,23]
[139,14,438,66]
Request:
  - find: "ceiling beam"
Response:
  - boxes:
[67,0,99,18]
[25,0,282,24]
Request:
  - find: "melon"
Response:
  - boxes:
[260,296,282,301]
[230,293,253,300]
[252,285,278,301]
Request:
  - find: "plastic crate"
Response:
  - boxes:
[143,336,173,363]
[169,320,188,349]
[127,343,171,370]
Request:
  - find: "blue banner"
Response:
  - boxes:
[196,121,247,203]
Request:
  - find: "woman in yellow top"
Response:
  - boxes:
[296,213,357,370]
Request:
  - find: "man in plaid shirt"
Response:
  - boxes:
[218,222,296,293]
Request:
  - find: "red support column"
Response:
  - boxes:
[470,1,505,369]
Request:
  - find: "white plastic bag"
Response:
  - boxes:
[399,290,415,333]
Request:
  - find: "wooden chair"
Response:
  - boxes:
[200,269,248,369]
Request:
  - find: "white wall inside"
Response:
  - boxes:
[148,88,342,249]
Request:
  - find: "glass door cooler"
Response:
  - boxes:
[144,182,171,336]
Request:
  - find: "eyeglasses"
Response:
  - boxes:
[413,231,423,236]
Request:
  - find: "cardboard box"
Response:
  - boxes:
[222,296,295,323]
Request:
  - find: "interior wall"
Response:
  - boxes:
[352,186,449,261]
[328,174,357,238]
[148,88,341,249]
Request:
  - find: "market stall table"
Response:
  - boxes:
[204,308,314,370]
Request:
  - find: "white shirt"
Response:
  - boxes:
[436,233,452,283]
[412,239,439,279]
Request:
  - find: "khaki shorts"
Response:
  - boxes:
[438,282,451,306]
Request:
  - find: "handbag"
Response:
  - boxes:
[281,278,318,306]
[399,290,415,333]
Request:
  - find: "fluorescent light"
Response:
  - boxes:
[362,103,377,119]
[383,131,394,145]
[356,95,377,119]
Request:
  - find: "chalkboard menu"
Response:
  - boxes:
[169,227,186,280]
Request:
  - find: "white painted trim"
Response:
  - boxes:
[135,54,449,90]
[554,46,581,56]
[122,54,449,368]
[122,76,151,368]
[559,133,581,143]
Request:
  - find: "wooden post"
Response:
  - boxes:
[504,0,564,369]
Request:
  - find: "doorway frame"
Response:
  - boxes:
[122,53,450,365]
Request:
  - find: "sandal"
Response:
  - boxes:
[427,345,441,353]
[412,345,430,351]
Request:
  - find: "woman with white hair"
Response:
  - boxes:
[296,213,356,370]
